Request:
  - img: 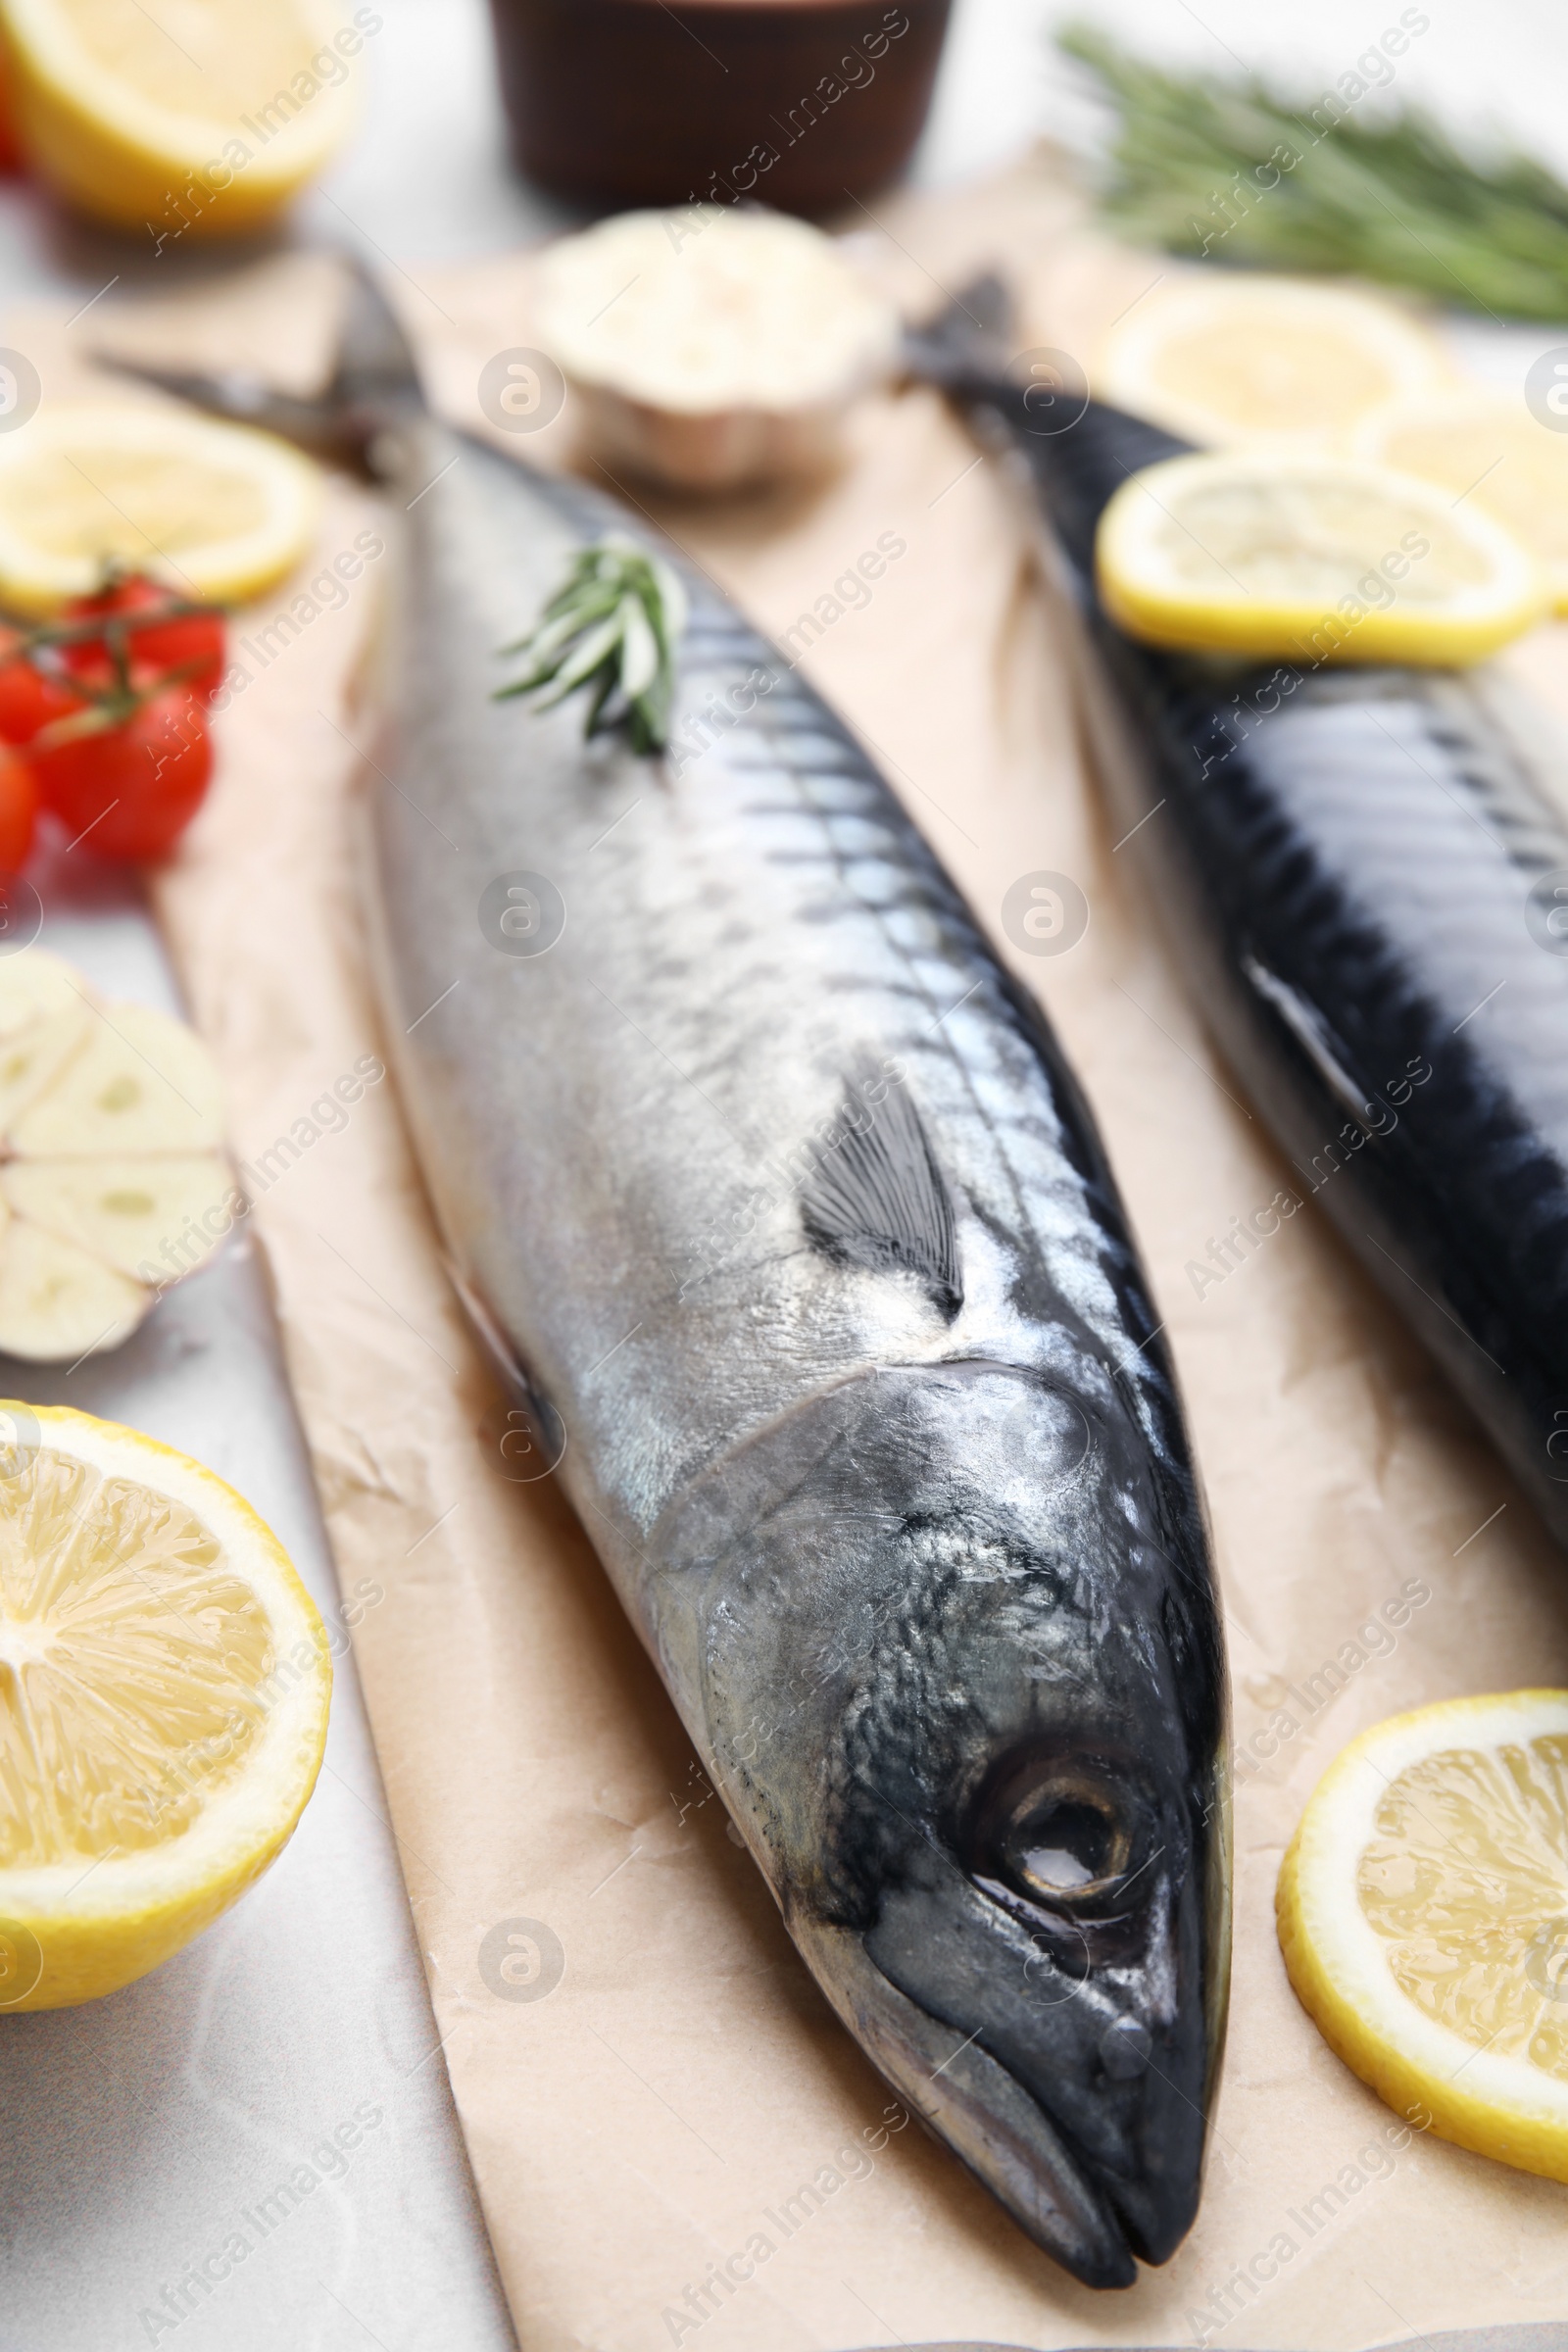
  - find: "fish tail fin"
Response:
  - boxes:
[327,254,430,433]
[903,273,1016,396]
[90,253,426,474]
[905,275,1197,575]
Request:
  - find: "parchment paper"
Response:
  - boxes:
[28,158,1568,2350]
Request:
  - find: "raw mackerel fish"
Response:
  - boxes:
[126,274,1230,2286]
[925,308,1568,1548]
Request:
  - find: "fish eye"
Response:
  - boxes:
[967,1755,1134,1910]
[1005,1793,1122,1895]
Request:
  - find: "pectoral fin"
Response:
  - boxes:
[800,1078,961,1315]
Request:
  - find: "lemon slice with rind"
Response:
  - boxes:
[0,403,319,615]
[1354,388,1568,616]
[1279,1690,1568,2181]
[0,1404,329,2008]
[0,0,358,236]
[1097,451,1546,665]
[1098,275,1445,450]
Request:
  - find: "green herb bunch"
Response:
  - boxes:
[496,534,688,756]
[1059,23,1568,322]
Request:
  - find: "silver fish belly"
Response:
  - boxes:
[362,415,1229,2288]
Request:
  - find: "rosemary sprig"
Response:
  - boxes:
[495,535,688,756]
[1058,24,1568,322]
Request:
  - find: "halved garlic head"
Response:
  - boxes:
[0,949,85,1034]
[0,948,232,1361]
[2,1156,233,1280]
[0,1216,145,1361]
[11,1002,223,1156]
[534,206,901,491]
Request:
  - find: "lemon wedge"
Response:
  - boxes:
[1098,275,1445,449]
[1354,388,1568,616]
[0,1404,329,2007]
[1279,1691,1568,2181]
[0,402,319,614]
[0,0,359,235]
[1096,450,1546,665]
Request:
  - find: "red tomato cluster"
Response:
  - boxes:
[0,576,224,867]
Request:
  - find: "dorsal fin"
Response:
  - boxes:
[799,1078,961,1316]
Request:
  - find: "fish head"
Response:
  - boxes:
[663,1357,1228,2288]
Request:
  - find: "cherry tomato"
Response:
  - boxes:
[0,742,37,870]
[31,686,211,861]
[0,630,88,744]
[62,576,225,702]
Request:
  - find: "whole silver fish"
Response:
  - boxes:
[123,274,1230,2287]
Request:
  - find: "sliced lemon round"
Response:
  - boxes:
[0,0,357,236]
[0,1404,329,2007]
[1097,450,1546,665]
[1098,275,1446,450]
[0,945,232,1361]
[1353,388,1568,616]
[0,402,319,614]
[1279,1690,1568,2180]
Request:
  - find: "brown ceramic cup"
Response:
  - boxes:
[487,0,953,215]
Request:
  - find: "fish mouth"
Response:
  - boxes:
[792,1917,1195,2291]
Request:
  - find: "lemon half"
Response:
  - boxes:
[1354,387,1568,616]
[1098,274,1445,449]
[0,1404,329,2007]
[0,402,320,613]
[1279,1691,1568,2181]
[0,0,358,235]
[1096,450,1546,665]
